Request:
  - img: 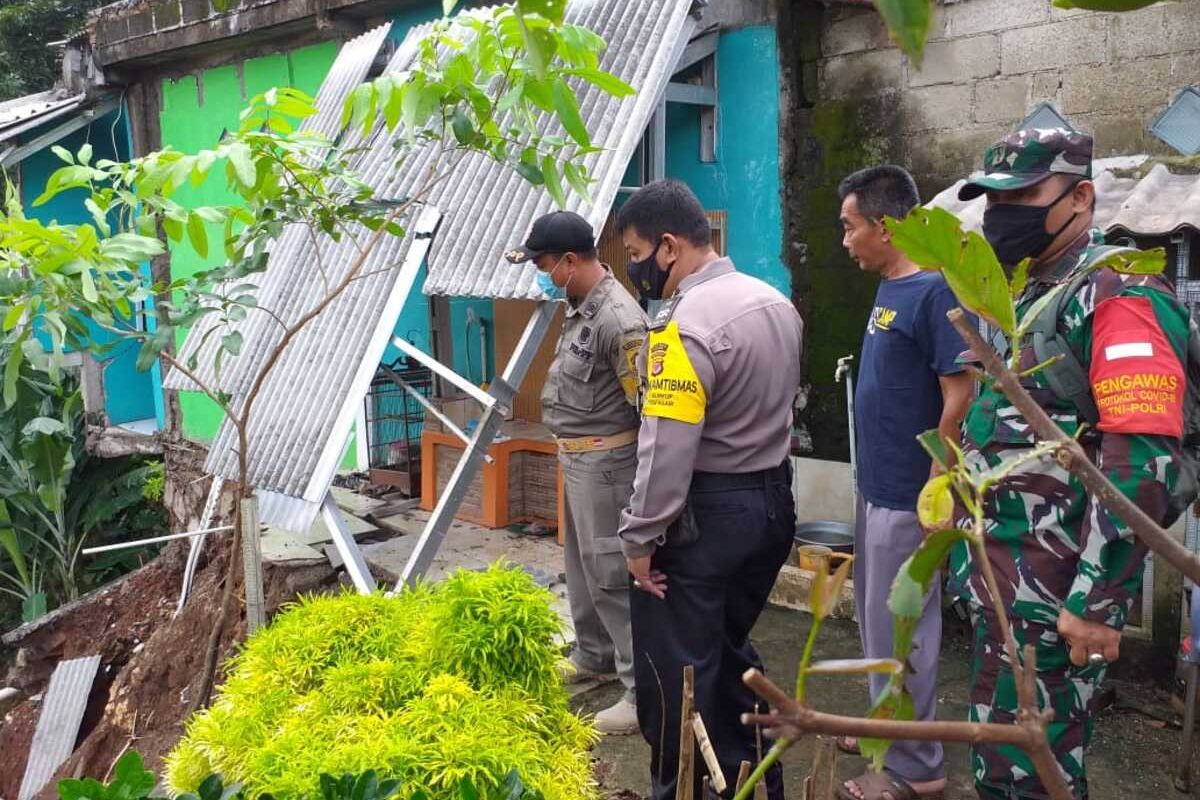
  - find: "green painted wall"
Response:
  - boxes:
[159,41,339,444]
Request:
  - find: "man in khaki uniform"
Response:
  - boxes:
[506,211,647,733]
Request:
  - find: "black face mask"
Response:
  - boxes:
[627,241,670,301]
[982,182,1080,267]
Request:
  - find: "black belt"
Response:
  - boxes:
[690,459,791,492]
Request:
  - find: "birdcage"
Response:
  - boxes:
[364,357,432,495]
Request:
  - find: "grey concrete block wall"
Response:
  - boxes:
[807,0,1200,188]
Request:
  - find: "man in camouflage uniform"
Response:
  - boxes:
[952,129,1189,799]
[506,211,647,734]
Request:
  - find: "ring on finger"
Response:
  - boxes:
[1088,652,1106,667]
[633,579,642,589]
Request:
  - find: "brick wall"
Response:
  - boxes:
[779,0,1200,459]
[816,0,1200,186]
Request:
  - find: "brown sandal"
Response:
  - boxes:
[835,736,861,755]
[836,771,944,800]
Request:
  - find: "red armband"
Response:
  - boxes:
[1089,296,1184,437]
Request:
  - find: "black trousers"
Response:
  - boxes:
[631,461,795,800]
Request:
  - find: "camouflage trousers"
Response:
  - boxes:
[969,606,1106,800]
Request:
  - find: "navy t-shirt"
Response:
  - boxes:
[855,271,970,511]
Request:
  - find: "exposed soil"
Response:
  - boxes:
[0,538,338,800]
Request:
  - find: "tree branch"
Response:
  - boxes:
[948,308,1200,584]
[740,669,1074,800]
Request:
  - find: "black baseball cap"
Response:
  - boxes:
[504,211,595,264]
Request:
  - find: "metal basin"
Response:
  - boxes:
[794,520,855,555]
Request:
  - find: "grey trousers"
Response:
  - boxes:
[561,445,637,701]
[853,495,945,783]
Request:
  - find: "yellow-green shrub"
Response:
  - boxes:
[164,564,596,799]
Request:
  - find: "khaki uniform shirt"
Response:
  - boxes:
[618,257,804,558]
[541,270,648,440]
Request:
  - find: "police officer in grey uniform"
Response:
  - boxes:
[506,211,647,734]
[617,181,803,799]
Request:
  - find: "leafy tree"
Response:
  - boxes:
[0,0,105,101]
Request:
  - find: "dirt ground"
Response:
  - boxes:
[3,494,1188,800]
[578,606,1188,800]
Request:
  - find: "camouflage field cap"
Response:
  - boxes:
[958,127,1093,201]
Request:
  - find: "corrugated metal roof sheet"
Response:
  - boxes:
[165,22,393,395]
[170,3,697,532]
[0,89,86,144]
[420,0,697,299]
[18,655,101,800]
[928,157,1200,237]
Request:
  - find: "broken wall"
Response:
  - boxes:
[780,0,1200,459]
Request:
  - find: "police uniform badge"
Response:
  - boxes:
[579,325,593,345]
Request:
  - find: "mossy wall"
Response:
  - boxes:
[778,2,906,461]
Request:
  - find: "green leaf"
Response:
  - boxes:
[222,330,244,357]
[80,265,99,304]
[163,215,184,243]
[873,0,934,67]
[1093,246,1167,275]
[188,213,209,259]
[885,527,970,679]
[4,339,25,408]
[916,473,954,529]
[888,207,1015,334]
[562,161,591,203]
[551,77,589,148]
[458,777,480,800]
[517,0,567,23]
[561,67,635,97]
[916,429,951,470]
[198,773,224,800]
[78,142,93,166]
[110,750,155,798]
[442,0,460,13]
[451,107,476,146]
[886,207,964,275]
[512,161,544,186]
[541,155,566,209]
[804,658,905,675]
[21,592,46,621]
[226,142,256,188]
[961,232,1016,334]
[3,302,25,332]
[859,682,916,770]
[50,145,73,164]
[1010,258,1031,298]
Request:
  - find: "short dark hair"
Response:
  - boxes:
[617,179,712,247]
[837,165,921,223]
[546,247,599,261]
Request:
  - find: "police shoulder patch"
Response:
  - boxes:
[649,296,681,331]
[642,321,706,424]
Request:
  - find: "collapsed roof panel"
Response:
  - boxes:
[418,0,698,299]
[165,22,393,396]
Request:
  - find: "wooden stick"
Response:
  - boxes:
[677,665,696,800]
[948,308,1200,584]
[693,713,727,793]
[808,737,838,800]
[736,761,752,792]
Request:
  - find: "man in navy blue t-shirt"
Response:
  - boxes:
[835,166,975,800]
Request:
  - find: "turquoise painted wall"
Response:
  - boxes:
[664,26,788,295]
[19,110,159,426]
